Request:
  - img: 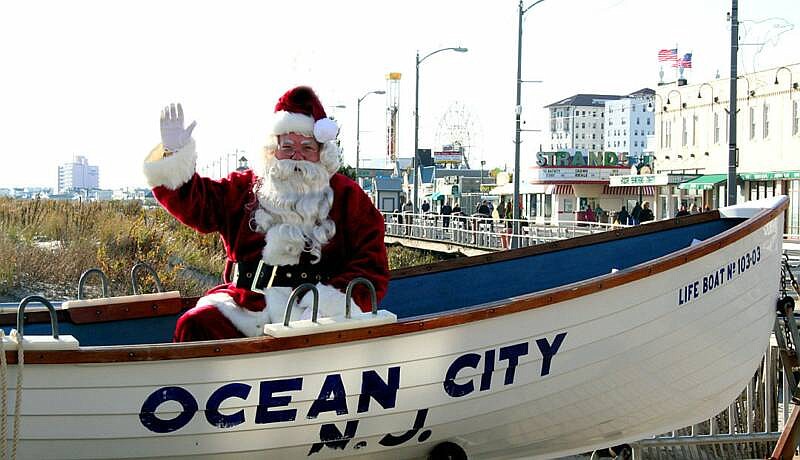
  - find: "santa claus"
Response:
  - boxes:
[142,86,390,341]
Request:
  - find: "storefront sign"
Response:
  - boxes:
[535,151,633,168]
[609,174,669,186]
[433,151,463,164]
[739,171,800,181]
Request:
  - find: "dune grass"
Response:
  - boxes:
[0,197,443,301]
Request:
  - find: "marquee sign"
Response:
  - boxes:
[529,167,621,182]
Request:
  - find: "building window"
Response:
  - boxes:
[794,101,799,135]
[692,114,698,146]
[725,111,730,142]
[714,112,720,144]
[682,117,688,147]
[763,104,769,139]
[646,118,651,125]
[749,107,756,140]
[581,122,586,128]
[636,118,640,125]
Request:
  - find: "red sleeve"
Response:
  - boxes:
[326,178,390,311]
[152,172,253,235]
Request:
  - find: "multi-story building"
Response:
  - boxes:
[57,155,99,193]
[545,93,623,155]
[649,63,800,232]
[522,92,657,224]
[604,88,655,162]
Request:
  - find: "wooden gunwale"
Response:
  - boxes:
[2,199,787,365]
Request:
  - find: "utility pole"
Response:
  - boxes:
[727,0,739,206]
[513,0,546,248]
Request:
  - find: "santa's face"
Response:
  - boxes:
[275,133,321,163]
[251,139,336,266]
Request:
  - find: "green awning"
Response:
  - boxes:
[678,174,729,190]
[739,171,800,181]
[429,192,444,200]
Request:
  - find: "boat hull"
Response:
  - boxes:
[0,198,785,459]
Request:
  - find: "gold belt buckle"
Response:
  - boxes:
[251,260,279,294]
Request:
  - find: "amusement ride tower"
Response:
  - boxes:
[385,72,401,162]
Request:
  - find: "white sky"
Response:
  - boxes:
[1,0,798,189]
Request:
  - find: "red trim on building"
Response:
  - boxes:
[602,185,656,196]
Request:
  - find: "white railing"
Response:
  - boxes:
[383,211,626,251]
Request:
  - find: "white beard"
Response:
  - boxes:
[251,156,336,266]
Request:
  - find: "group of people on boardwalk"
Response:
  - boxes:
[614,202,654,226]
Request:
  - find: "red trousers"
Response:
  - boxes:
[173,305,245,342]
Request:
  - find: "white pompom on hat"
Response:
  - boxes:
[271,86,338,143]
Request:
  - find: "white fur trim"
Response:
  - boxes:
[310,283,351,318]
[262,225,303,266]
[198,292,270,337]
[265,286,302,324]
[142,139,197,190]
[313,118,338,143]
[272,111,314,137]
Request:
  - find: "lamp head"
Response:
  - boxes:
[454,47,468,53]
[375,91,386,95]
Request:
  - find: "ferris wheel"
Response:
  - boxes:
[434,102,482,169]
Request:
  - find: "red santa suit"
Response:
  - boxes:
[143,89,389,341]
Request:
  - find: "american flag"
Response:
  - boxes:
[672,53,693,68]
[658,48,678,62]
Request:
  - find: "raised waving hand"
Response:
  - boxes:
[160,103,197,153]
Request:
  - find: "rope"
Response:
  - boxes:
[11,333,22,460]
[0,330,7,460]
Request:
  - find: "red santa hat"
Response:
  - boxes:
[271,86,338,143]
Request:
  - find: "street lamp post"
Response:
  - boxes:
[356,90,386,181]
[513,0,546,248]
[413,46,468,212]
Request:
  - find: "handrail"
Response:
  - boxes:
[16,296,59,339]
[383,211,626,251]
[130,262,163,295]
[345,277,378,317]
[77,268,110,300]
[284,283,319,326]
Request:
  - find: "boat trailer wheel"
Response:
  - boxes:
[778,295,795,314]
[428,441,467,460]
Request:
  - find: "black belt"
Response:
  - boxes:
[232,260,326,291]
